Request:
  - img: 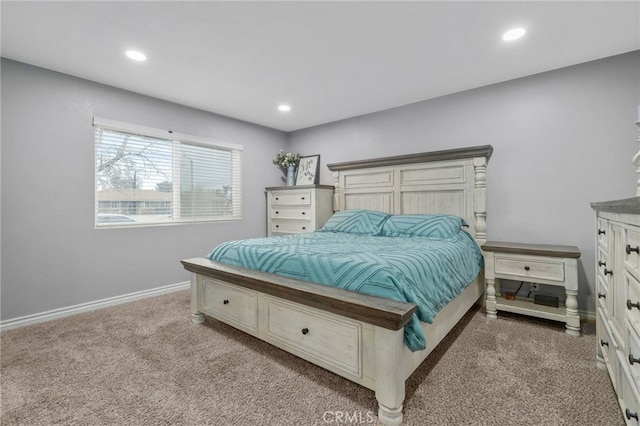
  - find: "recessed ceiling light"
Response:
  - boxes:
[125,50,147,61]
[278,104,291,112]
[502,28,526,41]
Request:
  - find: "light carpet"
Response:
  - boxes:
[1,290,622,425]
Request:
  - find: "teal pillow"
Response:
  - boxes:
[319,209,390,235]
[381,214,467,239]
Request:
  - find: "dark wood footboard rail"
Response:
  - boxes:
[181,257,417,331]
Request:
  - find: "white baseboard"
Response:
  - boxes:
[0,281,190,331]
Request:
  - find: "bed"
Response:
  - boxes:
[181,145,493,425]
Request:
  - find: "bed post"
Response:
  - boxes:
[374,326,405,426]
[332,170,342,211]
[473,155,487,246]
[190,274,205,324]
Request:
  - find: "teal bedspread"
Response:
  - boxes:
[207,229,483,352]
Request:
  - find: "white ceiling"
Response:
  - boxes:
[2,1,639,132]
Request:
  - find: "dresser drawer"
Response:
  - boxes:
[627,271,640,336]
[597,246,610,278]
[271,191,312,206]
[598,307,620,392]
[494,255,565,282]
[627,226,640,279]
[628,324,640,392]
[264,297,361,376]
[271,220,313,234]
[597,217,609,250]
[201,278,258,332]
[619,351,640,425]
[597,273,609,313]
[271,207,312,221]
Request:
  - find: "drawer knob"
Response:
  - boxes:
[598,261,607,267]
[301,212,306,215]
[604,269,613,276]
[275,197,279,200]
[301,197,305,200]
[275,225,279,228]
[524,266,530,271]
[598,229,606,235]
[275,211,279,214]
[600,339,609,347]
[223,299,229,305]
[598,292,606,299]
[301,328,309,335]
[627,245,640,255]
[626,409,639,421]
[630,354,640,365]
[627,299,640,310]
[302,226,306,230]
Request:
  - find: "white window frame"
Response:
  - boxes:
[93,117,243,228]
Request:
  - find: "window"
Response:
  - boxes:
[93,118,243,228]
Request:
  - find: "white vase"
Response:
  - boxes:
[286,165,296,186]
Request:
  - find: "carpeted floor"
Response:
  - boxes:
[1,290,623,425]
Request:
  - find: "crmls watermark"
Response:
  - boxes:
[322,410,376,424]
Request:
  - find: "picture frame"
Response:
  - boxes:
[295,154,320,185]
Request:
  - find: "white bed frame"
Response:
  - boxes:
[182,145,492,425]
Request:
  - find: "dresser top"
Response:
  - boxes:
[591,196,640,214]
[482,241,581,258]
[265,184,335,191]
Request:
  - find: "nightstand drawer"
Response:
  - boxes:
[494,255,565,282]
[271,207,312,221]
[271,191,312,206]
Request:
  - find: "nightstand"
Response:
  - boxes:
[483,241,581,336]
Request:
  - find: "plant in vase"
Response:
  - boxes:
[273,150,302,186]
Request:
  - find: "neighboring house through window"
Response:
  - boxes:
[93,117,243,228]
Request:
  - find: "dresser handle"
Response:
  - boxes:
[301,212,306,215]
[275,211,279,214]
[524,266,530,271]
[275,197,279,201]
[223,299,229,305]
[301,197,305,200]
[627,299,640,310]
[626,409,639,421]
[628,245,640,255]
[600,339,609,347]
[598,292,606,299]
[275,225,279,228]
[301,328,309,335]
[598,261,607,267]
[598,229,606,235]
[604,269,613,276]
[302,226,306,230]
[630,354,640,365]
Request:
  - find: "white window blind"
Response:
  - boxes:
[93,117,243,228]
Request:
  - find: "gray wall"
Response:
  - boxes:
[3,51,639,322]
[289,51,640,315]
[1,59,287,321]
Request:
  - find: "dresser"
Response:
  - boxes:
[266,185,334,237]
[592,197,640,424]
